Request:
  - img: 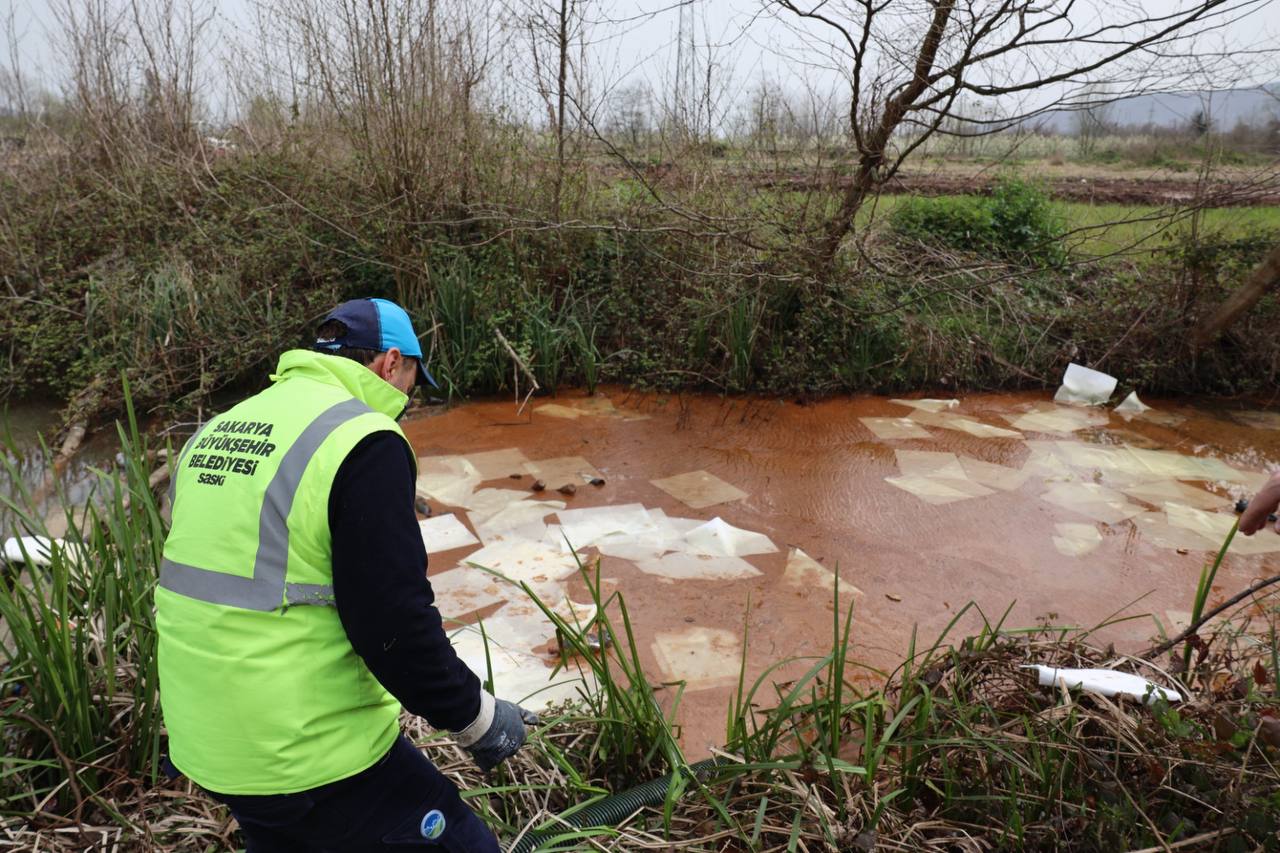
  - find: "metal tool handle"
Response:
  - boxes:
[1235,499,1279,522]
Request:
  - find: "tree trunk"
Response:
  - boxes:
[1190,242,1280,349]
[554,0,569,221]
[812,0,955,274]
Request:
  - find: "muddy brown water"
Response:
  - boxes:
[403,388,1280,755]
[6,391,1279,756]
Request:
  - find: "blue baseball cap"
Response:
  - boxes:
[315,298,438,388]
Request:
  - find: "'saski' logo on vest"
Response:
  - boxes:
[420,809,446,840]
[187,419,281,487]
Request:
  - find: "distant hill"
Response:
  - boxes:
[1034,84,1280,133]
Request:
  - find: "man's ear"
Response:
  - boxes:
[380,348,404,383]
[367,350,393,382]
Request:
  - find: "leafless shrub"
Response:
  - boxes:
[271,0,507,219]
[50,0,212,169]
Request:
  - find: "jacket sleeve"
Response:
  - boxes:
[329,431,482,733]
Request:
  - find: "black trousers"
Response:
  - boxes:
[207,737,500,852]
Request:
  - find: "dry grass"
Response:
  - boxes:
[5,596,1279,852]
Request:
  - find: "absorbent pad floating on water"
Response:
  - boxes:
[1051,523,1103,557]
[425,566,508,620]
[1053,363,1118,406]
[533,403,583,419]
[634,552,761,581]
[555,503,657,550]
[418,514,480,554]
[890,398,959,412]
[1040,482,1144,524]
[522,456,603,488]
[895,450,967,479]
[958,457,1031,491]
[906,409,1023,439]
[650,470,748,509]
[1024,665,1180,704]
[1113,391,1150,416]
[461,539,582,585]
[683,517,778,557]
[461,447,530,480]
[652,626,743,690]
[783,548,862,597]
[416,455,483,507]
[1008,399,1114,432]
[860,417,932,440]
[886,474,995,506]
[449,620,593,708]
[468,499,565,545]
[462,488,536,522]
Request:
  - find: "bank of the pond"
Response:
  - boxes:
[4,150,1279,433]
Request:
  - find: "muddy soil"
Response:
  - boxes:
[749,171,1280,206]
[403,389,1280,755]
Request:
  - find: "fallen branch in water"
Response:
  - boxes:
[494,327,540,416]
[30,419,87,509]
[1142,573,1280,659]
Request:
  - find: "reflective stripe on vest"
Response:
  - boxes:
[158,397,371,611]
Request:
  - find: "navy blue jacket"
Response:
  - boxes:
[329,432,481,732]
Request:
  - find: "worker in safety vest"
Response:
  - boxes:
[156,298,535,851]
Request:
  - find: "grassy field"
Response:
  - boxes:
[854,194,1280,257]
[1055,202,1280,256]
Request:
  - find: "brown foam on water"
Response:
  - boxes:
[403,389,1280,755]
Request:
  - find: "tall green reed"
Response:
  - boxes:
[569,316,602,396]
[515,555,742,834]
[431,258,489,399]
[722,295,761,391]
[522,292,569,395]
[0,390,166,816]
[1184,520,1236,670]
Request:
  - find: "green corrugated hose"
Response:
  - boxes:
[508,757,725,853]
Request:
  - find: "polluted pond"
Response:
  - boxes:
[6,386,1280,849]
[402,384,1280,753]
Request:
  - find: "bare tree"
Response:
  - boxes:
[49,0,211,167]
[742,79,784,154]
[768,0,1273,271]
[656,2,735,146]
[522,0,591,219]
[1189,106,1214,137]
[273,0,500,220]
[1074,84,1113,157]
[606,80,653,148]
[129,0,213,152]
[1,3,31,120]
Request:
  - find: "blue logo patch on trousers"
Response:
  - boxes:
[420,809,446,840]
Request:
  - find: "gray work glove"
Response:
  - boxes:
[453,691,540,772]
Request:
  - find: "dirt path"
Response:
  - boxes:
[750,170,1280,206]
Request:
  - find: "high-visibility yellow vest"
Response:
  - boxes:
[156,350,413,794]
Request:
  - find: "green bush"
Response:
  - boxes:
[890,177,1066,267]
[889,195,994,253]
[987,178,1068,266]
[1164,227,1278,285]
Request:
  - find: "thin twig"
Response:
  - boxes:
[494,327,540,416]
[1142,574,1280,659]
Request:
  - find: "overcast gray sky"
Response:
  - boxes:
[6,0,1280,125]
